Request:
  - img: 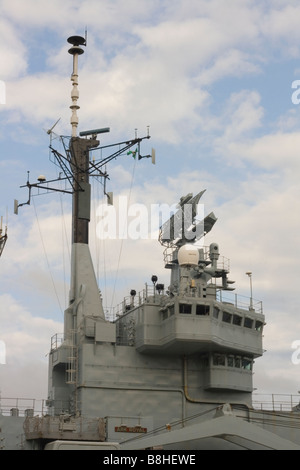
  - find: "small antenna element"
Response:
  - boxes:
[47,117,61,135]
[67,35,86,138]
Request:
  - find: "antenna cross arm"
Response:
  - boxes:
[89,135,151,173]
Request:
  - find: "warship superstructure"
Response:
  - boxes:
[1,36,300,451]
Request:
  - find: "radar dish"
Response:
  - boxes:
[159,190,206,246]
[67,36,86,46]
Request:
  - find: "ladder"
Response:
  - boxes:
[66,329,77,385]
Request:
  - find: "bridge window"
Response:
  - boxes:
[234,357,241,368]
[222,311,232,323]
[242,358,252,371]
[196,304,210,315]
[233,314,242,326]
[244,317,253,329]
[213,354,226,366]
[227,356,234,367]
[213,306,220,319]
[179,303,192,314]
[210,353,253,371]
[255,320,263,332]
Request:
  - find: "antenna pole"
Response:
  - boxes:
[68,36,85,138]
[67,36,99,244]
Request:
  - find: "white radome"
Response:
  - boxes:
[178,244,199,267]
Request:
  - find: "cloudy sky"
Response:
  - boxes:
[1,0,300,408]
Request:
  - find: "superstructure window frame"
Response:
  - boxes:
[196,304,210,316]
[179,303,192,314]
[222,311,232,324]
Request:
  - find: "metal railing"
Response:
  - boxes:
[252,394,300,412]
[50,332,64,351]
[0,397,47,417]
[107,284,165,322]
[216,290,263,315]
[163,245,230,272]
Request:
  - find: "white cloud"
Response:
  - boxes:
[198,49,261,86]
[222,90,264,139]
[6,74,70,127]
[0,18,27,80]
[0,293,63,397]
[1,0,81,28]
[264,4,300,43]
[221,132,300,178]
[0,0,292,146]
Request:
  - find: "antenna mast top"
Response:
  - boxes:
[68,35,86,138]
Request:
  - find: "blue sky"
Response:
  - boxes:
[1,0,300,404]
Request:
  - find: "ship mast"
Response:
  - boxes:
[14,34,154,336]
[68,35,83,139]
[67,36,99,245]
[65,36,106,334]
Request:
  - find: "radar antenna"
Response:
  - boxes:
[159,191,217,248]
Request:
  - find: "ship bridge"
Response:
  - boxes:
[114,278,264,393]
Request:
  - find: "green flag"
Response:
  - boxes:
[127,149,137,159]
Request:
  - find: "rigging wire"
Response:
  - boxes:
[56,137,71,309]
[54,139,71,309]
[110,156,137,311]
[91,169,111,318]
[32,197,64,316]
[91,176,101,284]
[59,193,70,308]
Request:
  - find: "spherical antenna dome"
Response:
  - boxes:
[178,244,199,267]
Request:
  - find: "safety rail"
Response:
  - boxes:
[163,245,230,272]
[50,333,64,351]
[0,397,47,417]
[252,394,300,412]
[216,290,263,315]
[107,284,165,322]
[105,286,263,322]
